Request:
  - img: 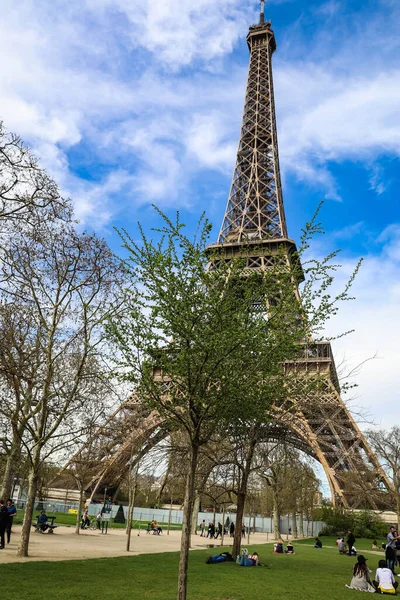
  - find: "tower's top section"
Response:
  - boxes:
[260,0,265,25]
[216,2,286,245]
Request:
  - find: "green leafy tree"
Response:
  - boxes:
[108,208,359,600]
[108,210,311,600]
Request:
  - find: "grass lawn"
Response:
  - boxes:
[15,510,182,530]
[0,536,390,600]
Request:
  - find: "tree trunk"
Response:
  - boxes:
[232,491,245,558]
[75,487,85,535]
[177,443,199,600]
[17,456,40,557]
[299,511,304,538]
[167,494,173,536]
[126,467,138,552]
[232,438,257,557]
[272,493,280,539]
[191,491,200,536]
[291,510,298,539]
[220,506,225,547]
[0,435,21,499]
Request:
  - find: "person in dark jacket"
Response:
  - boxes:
[347,530,356,556]
[0,500,9,549]
[230,521,235,537]
[215,522,223,539]
[6,499,16,544]
[38,511,49,533]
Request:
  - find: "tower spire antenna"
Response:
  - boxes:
[260,0,265,24]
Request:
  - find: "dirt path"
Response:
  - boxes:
[0,526,278,564]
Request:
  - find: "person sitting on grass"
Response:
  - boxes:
[274,540,284,553]
[345,555,376,593]
[314,537,322,548]
[372,540,379,550]
[338,538,347,554]
[285,542,294,554]
[373,559,398,594]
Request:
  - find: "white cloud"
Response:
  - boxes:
[319,224,400,428]
[0,0,399,223]
[275,66,400,187]
[187,112,238,171]
[84,0,254,68]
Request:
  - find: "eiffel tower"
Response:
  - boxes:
[64,1,391,509]
[206,0,391,508]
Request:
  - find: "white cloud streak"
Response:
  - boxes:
[318,223,400,429]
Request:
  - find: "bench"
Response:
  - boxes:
[33,515,57,534]
[146,524,163,535]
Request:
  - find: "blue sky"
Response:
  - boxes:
[1,0,399,482]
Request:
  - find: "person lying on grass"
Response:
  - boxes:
[206,552,234,564]
[345,555,376,593]
[240,549,262,567]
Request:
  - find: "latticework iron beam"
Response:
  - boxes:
[219,19,287,244]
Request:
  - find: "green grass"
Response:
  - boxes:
[0,537,392,600]
[15,510,182,530]
[297,535,387,552]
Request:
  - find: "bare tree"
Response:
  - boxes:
[0,217,121,556]
[0,121,71,229]
[366,428,400,524]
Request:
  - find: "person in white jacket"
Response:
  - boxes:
[373,559,398,594]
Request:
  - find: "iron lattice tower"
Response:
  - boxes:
[61,2,391,508]
[219,4,287,245]
[208,2,391,507]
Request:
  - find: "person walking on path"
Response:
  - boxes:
[0,500,8,549]
[6,499,16,544]
[347,530,356,556]
[199,520,205,537]
[230,521,235,537]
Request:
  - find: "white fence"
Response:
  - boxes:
[87,503,324,535]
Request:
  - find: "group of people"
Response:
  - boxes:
[273,540,295,554]
[199,520,246,539]
[384,526,400,572]
[347,556,398,594]
[206,548,262,567]
[80,508,103,530]
[0,499,17,548]
[335,530,357,555]
[147,520,163,535]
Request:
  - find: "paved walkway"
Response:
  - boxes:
[0,525,278,563]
